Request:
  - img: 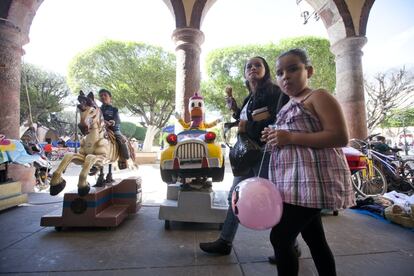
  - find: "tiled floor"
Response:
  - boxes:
[0,163,413,275]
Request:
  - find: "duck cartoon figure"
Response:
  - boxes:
[175,92,221,130]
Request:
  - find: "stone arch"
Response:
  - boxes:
[0,0,375,139]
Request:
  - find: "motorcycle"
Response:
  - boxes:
[23,142,52,192]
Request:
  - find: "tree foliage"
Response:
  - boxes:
[67,40,176,127]
[120,121,137,138]
[119,121,147,141]
[201,36,335,116]
[20,63,70,127]
[380,108,414,128]
[134,126,146,141]
[67,40,176,150]
[49,111,77,137]
[365,67,414,131]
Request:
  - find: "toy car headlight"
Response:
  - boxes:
[166,134,177,145]
[205,132,216,143]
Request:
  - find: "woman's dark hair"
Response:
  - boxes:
[277,48,312,67]
[244,56,272,92]
[98,88,112,97]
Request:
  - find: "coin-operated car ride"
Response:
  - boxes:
[342,146,367,175]
[160,129,225,183]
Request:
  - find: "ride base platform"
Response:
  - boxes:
[158,183,227,229]
[41,177,142,230]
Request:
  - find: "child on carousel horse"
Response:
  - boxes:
[98,89,130,170]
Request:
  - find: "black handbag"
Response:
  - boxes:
[229,133,262,176]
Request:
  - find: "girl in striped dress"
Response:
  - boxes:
[261,48,355,276]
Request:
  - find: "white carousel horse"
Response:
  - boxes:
[49,91,132,196]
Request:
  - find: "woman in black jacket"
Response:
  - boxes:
[199,56,291,259]
[230,58,288,147]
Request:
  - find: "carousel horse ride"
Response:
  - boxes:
[41,176,142,230]
[41,91,141,229]
[0,135,28,211]
[49,91,135,197]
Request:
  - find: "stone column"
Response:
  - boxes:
[0,20,34,191]
[0,20,23,139]
[331,36,368,140]
[172,27,204,122]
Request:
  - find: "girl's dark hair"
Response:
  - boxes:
[277,48,312,67]
[244,56,272,91]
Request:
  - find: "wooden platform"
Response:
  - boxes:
[159,183,227,229]
[0,181,28,211]
[41,177,142,229]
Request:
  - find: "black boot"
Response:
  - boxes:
[199,238,232,255]
[268,242,302,265]
[118,160,127,170]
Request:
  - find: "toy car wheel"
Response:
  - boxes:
[212,158,225,182]
[164,220,170,230]
[160,168,173,183]
[54,226,63,232]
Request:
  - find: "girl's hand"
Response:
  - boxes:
[266,129,291,146]
[261,127,272,142]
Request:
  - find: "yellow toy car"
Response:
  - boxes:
[160,129,225,183]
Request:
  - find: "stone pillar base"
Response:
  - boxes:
[7,164,36,193]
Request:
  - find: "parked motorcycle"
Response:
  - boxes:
[23,143,52,192]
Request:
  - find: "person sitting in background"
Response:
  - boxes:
[373,135,393,155]
[57,138,66,148]
[43,141,52,159]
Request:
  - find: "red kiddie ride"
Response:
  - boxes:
[328,146,367,216]
[343,146,367,175]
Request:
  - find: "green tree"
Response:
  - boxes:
[50,111,76,137]
[68,40,176,151]
[134,126,146,141]
[202,36,335,116]
[20,63,70,127]
[120,121,137,138]
[381,108,414,128]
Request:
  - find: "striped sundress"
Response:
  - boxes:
[268,95,355,210]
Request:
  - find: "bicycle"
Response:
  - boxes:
[350,134,414,197]
[49,148,68,161]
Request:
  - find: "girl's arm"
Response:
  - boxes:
[267,89,349,148]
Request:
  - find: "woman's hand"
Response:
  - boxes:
[225,86,233,97]
[265,129,292,146]
[225,86,238,112]
[238,120,247,133]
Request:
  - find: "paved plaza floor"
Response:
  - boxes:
[0,161,413,275]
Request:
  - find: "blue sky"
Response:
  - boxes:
[23,0,414,79]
